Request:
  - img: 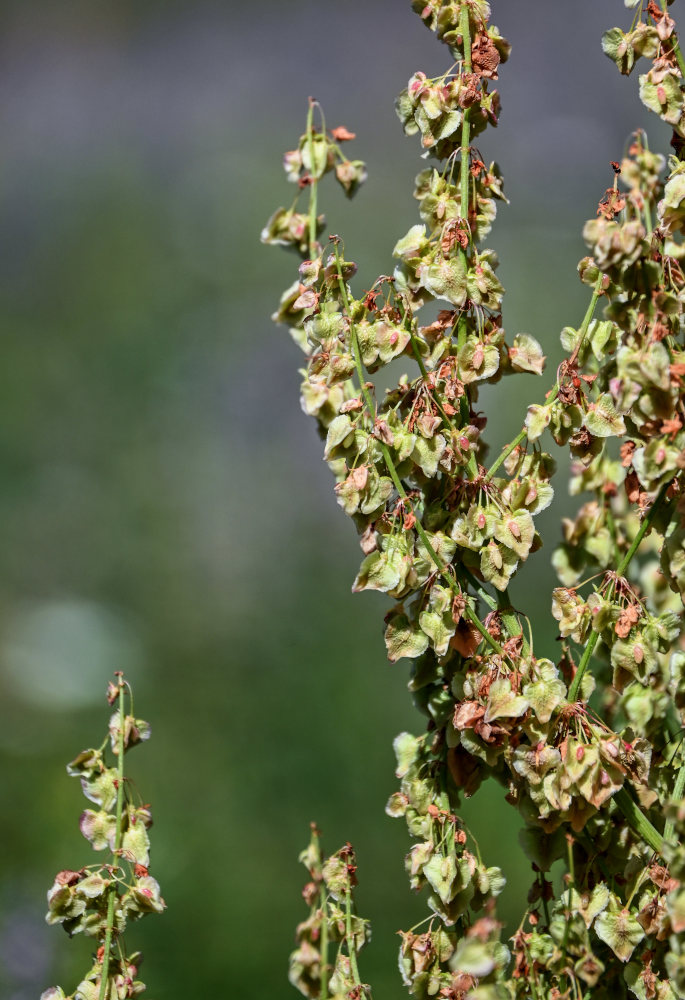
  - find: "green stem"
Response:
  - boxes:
[306,99,319,256]
[345,883,362,986]
[456,6,478,477]
[561,836,575,978]
[661,0,685,76]
[664,751,685,844]
[614,787,664,855]
[538,870,551,927]
[498,588,529,656]
[319,884,329,1000]
[568,480,671,703]
[485,282,602,482]
[98,680,126,1000]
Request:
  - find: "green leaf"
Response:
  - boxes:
[571,882,610,928]
[393,732,419,778]
[484,678,529,723]
[509,333,545,374]
[451,938,496,978]
[525,403,551,442]
[384,611,430,662]
[602,27,635,75]
[457,340,500,383]
[493,508,535,560]
[122,813,151,866]
[480,541,518,591]
[522,659,567,723]
[411,433,446,477]
[584,393,626,437]
[423,853,458,905]
[324,414,354,459]
[79,809,116,851]
[419,255,468,306]
[594,895,644,962]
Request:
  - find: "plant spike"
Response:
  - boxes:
[41,673,164,1000]
[264,1,685,996]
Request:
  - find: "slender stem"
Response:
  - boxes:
[664,749,685,844]
[345,883,362,986]
[498,588,529,655]
[306,99,319,256]
[568,480,671,703]
[485,282,602,482]
[614,787,664,855]
[561,836,575,977]
[538,870,550,927]
[662,0,685,76]
[319,885,329,1000]
[99,681,126,1000]
[456,6,478,477]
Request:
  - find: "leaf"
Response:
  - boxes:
[584,393,626,437]
[384,611,430,663]
[509,333,545,374]
[353,547,404,594]
[324,415,354,459]
[423,853,458,905]
[79,809,117,852]
[122,816,151,866]
[522,660,567,723]
[419,255,468,306]
[594,895,644,962]
[571,882,610,928]
[418,607,456,656]
[602,27,635,75]
[480,541,518,591]
[457,340,500,383]
[484,678,529,723]
[493,508,535,560]
[393,732,419,778]
[411,433,446,477]
[525,403,551,442]
[451,938,496,978]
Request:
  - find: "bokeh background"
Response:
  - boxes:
[0,1,672,997]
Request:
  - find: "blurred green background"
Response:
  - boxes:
[0,1,669,997]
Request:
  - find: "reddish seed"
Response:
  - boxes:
[576,746,585,762]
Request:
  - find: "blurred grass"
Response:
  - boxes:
[0,1,672,997]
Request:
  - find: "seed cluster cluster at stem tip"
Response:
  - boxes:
[261,1,685,997]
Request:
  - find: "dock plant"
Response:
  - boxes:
[263,0,685,996]
[41,674,164,1000]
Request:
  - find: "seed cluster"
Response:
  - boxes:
[41,675,164,1000]
[263,1,685,997]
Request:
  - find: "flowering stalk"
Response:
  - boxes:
[289,826,371,1000]
[41,673,164,1000]
[263,0,685,996]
